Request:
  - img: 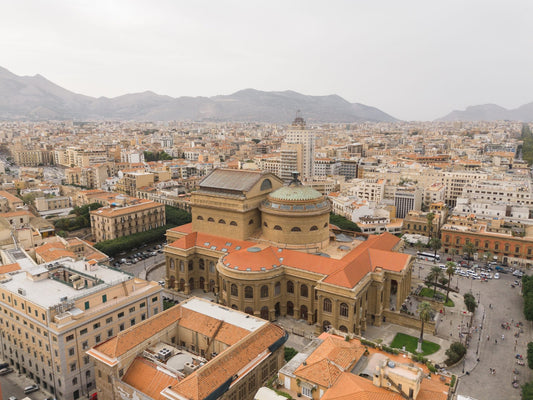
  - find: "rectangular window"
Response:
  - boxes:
[130,318,135,326]
[80,328,87,335]
[129,307,135,313]
[84,301,90,310]
[95,335,101,343]
[152,296,158,303]
[82,341,88,350]
[140,302,145,308]
[106,317,112,324]
[119,323,125,331]
[102,294,107,303]
[68,348,75,356]
[66,334,74,342]
[93,323,100,330]
[118,312,124,318]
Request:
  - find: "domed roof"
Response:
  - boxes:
[269,184,322,201]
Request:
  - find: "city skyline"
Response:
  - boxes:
[2,0,533,121]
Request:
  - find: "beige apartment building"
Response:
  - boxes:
[116,171,155,196]
[12,149,53,167]
[0,248,162,400]
[35,196,71,212]
[90,199,165,242]
[88,297,287,400]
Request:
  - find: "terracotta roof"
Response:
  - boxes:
[167,223,193,234]
[122,357,180,400]
[0,263,21,274]
[320,372,405,400]
[168,232,254,253]
[90,199,163,217]
[170,323,286,400]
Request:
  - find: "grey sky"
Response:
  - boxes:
[2,0,532,120]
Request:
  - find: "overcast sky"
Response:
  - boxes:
[2,0,533,121]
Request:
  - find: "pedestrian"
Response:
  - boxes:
[495,339,498,344]
[502,334,505,341]
[487,335,490,341]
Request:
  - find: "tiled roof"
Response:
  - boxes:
[0,263,21,274]
[170,323,286,400]
[168,232,254,253]
[122,357,180,400]
[90,199,163,217]
[320,372,405,400]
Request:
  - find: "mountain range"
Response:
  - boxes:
[438,103,533,122]
[0,66,397,123]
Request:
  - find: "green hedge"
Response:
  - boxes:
[330,213,361,232]
[94,225,171,256]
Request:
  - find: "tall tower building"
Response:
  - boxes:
[282,114,315,181]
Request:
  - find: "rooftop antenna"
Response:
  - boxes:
[292,110,305,128]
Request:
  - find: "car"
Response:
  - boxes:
[494,273,500,279]
[513,270,524,277]
[8,396,17,400]
[0,367,13,375]
[24,384,39,394]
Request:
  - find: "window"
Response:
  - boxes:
[82,341,88,350]
[196,215,203,220]
[261,285,269,298]
[291,227,301,232]
[140,302,146,308]
[340,303,349,317]
[68,347,75,356]
[119,323,125,331]
[106,317,113,324]
[84,355,90,365]
[244,286,253,299]
[300,285,308,298]
[152,296,158,303]
[118,311,124,318]
[274,281,281,295]
[208,217,215,222]
[129,307,135,313]
[249,219,254,225]
[84,301,89,310]
[323,298,332,313]
[95,335,101,343]
[287,281,294,294]
[107,329,113,337]
[70,362,76,372]
[218,219,226,224]
[66,334,74,342]
[302,386,312,398]
[260,179,272,191]
[273,225,282,231]
[231,284,238,297]
[130,318,136,326]
[310,225,318,231]
[102,294,107,303]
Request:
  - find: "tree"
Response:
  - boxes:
[462,241,476,265]
[445,262,456,304]
[427,266,444,298]
[329,213,361,232]
[428,237,442,259]
[463,293,477,313]
[417,301,433,353]
[426,212,435,240]
[445,342,466,365]
[528,342,533,369]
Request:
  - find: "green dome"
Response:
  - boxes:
[269,185,322,201]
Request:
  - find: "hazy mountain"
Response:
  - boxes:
[438,103,533,122]
[0,66,397,122]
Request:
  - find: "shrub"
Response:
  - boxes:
[528,342,533,369]
[284,347,298,362]
[463,293,477,313]
[360,339,376,348]
[445,342,466,366]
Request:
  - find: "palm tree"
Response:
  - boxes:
[462,242,477,266]
[445,262,455,303]
[429,237,442,260]
[427,266,444,298]
[426,212,435,240]
[417,301,433,353]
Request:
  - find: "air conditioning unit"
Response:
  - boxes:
[158,348,172,361]
[18,288,26,296]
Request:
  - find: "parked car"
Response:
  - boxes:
[0,362,9,369]
[0,367,13,375]
[24,384,39,394]
[494,273,500,279]
[513,270,524,278]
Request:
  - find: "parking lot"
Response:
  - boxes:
[413,256,531,400]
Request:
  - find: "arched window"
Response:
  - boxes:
[245,307,254,315]
[218,219,226,224]
[274,282,281,295]
[339,325,348,333]
[287,301,294,316]
[310,226,318,231]
[188,260,193,271]
[260,179,272,191]
[230,221,237,226]
[208,217,215,222]
[340,303,349,317]
[249,219,254,225]
[324,222,328,228]
[169,259,175,270]
[274,225,282,231]
[263,221,268,227]
[323,298,332,313]
[287,281,294,294]
[261,285,269,298]
[231,304,239,310]
[291,227,301,232]
[245,286,253,298]
[199,259,205,270]
[300,284,308,298]
[231,284,238,297]
[188,278,194,290]
[179,261,184,272]
[209,261,215,273]
[197,215,204,220]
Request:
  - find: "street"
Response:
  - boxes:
[411,255,531,400]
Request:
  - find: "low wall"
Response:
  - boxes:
[413,295,446,312]
[383,310,436,334]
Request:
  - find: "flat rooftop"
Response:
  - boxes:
[181,297,267,332]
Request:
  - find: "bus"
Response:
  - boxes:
[417,251,440,261]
